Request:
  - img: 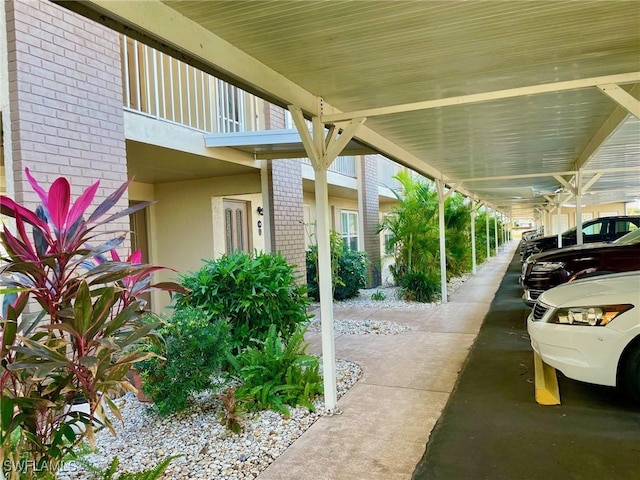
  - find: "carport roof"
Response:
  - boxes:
[59,0,640,218]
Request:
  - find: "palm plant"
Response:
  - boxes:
[0,169,184,479]
[381,170,440,282]
[444,193,472,278]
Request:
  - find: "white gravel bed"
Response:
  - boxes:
[306,317,411,335]
[59,359,362,480]
[305,274,473,335]
[311,273,472,311]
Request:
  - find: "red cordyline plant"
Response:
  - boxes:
[0,168,185,479]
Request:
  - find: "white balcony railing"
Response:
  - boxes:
[119,36,402,188]
[378,156,404,191]
[120,36,257,133]
[300,156,357,178]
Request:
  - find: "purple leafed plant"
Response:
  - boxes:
[0,168,185,479]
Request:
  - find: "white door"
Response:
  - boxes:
[223,199,251,254]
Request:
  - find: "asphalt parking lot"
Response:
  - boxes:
[412,250,640,480]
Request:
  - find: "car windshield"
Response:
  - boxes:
[613,228,640,245]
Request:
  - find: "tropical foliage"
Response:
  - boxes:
[306,231,367,301]
[380,171,504,301]
[0,169,183,479]
[136,306,231,416]
[154,251,320,420]
[173,251,310,355]
[228,325,322,417]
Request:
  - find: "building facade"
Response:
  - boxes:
[1,0,407,312]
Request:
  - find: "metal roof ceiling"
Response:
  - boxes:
[59,0,640,219]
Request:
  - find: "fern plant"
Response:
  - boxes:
[230,325,323,416]
[76,455,180,480]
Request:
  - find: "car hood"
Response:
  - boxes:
[537,271,640,308]
[526,241,611,263]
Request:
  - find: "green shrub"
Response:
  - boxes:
[137,306,231,416]
[371,290,386,301]
[399,270,441,303]
[229,325,323,416]
[76,455,180,480]
[174,251,310,353]
[306,233,367,301]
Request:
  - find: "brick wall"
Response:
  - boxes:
[263,103,306,279]
[361,155,381,287]
[266,159,306,277]
[5,0,128,236]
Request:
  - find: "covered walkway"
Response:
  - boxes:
[256,243,639,480]
[413,248,640,480]
[257,244,515,480]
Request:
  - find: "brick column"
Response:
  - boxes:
[360,155,381,287]
[4,0,128,235]
[266,158,306,279]
[262,103,306,278]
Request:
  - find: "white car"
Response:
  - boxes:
[527,270,640,403]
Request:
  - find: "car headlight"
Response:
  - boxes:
[531,261,565,273]
[548,304,634,326]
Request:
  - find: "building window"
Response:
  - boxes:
[341,211,359,251]
[216,79,245,132]
[383,231,395,255]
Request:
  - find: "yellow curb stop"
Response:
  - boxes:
[533,351,561,405]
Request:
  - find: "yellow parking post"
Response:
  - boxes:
[533,352,561,405]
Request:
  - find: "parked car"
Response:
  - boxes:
[527,270,640,403]
[520,215,640,261]
[520,228,640,306]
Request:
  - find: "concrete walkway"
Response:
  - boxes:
[257,243,517,480]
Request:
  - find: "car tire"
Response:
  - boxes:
[621,342,640,404]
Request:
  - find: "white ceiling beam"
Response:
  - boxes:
[322,72,640,123]
[67,0,455,190]
[597,84,640,119]
[461,166,640,184]
[553,175,576,195]
[461,171,575,183]
[288,105,320,164]
[581,172,603,194]
[582,166,640,174]
[76,0,321,116]
[324,118,367,167]
[575,84,640,171]
[442,182,464,201]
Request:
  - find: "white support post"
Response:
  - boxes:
[470,201,477,275]
[494,211,499,253]
[314,166,337,411]
[557,196,563,248]
[575,170,583,245]
[288,104,365,413]
[485,206,491,259]
[436,180,448,303]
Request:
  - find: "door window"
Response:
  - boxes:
[223,199,251,254]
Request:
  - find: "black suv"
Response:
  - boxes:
[520,228,640,305]
[520,215,640,261]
